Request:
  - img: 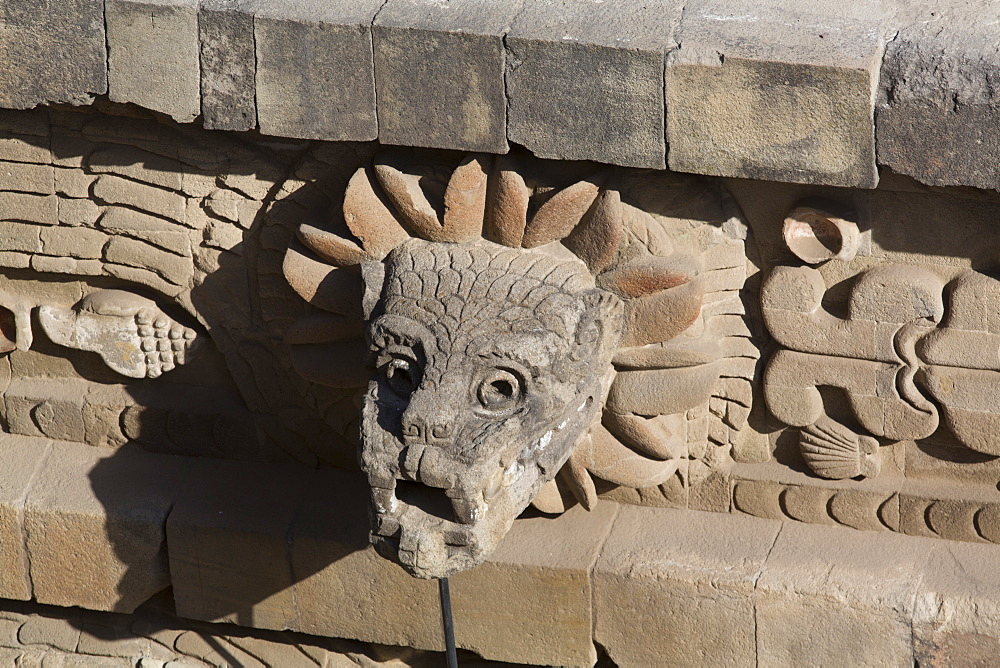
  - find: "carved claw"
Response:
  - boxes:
[39,290,199,379]
[602,410,685,461]
[576,423,680,489]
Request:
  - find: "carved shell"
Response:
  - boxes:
[799,417,881,479]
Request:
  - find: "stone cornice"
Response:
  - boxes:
[1,1,996,191]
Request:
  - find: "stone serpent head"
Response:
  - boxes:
[361,239,620,577]
[283,148,751,579]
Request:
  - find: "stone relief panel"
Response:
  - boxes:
[0,105,370,463]
[727,183,1000,546]
[282,148,760,576]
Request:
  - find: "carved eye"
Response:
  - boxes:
[383,355,421,396]
[476,369,523,413]
[576,318,600,346]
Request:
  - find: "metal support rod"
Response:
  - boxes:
[439,577,458,668]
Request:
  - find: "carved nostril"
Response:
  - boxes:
[431,424,451,439]
[402,417,424,443]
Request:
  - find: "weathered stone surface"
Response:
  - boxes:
[289,469,442,647]
[23,440,183,612]
[0,222,42,253]
[54,168,95,200]
[450,501,618,665]
[88,145,183,193]
[667,0,890,187]
[91,176,184,222]
[57,198,101,227]
[374,0,522,153]
[4,379,88,442]
[255,0,382,141]
[594,507,781,667]
[0,0,107,108]
[878,3,1000,191]
[199,0,257,131]
[755,522,931,666]
[104,237,193,287]
[106,0,200,123]
[39,226,107,260]
[506,0,681,169]
[914,541,1000,666]
[18,615,81,651]
[0,132,50,165]
[0,437,52,600]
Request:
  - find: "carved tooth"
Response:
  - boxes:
[451,497,480,524]
[375,515,400,537]
[443,525,472,547]
[484,466,504,501]
[502,460,523,487]
[372,487,399,516]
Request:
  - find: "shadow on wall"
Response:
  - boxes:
[0,102,386,636]
[77,104,379,629]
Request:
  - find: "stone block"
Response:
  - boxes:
[4,378,88,442]
[914,541,1000,665]
[0,437,53,601]
[0,252,30,269]
[199,0,257,131]
[254,0,382,141]
[291,469,617,665]
[30,255,102,276]
[0,161,53,195]
[98,207,184,233]
[666,0,890,188]
[104,263,185,298]
[449,500,618,665]
[54,168,96,200]
[374,0,522,154]
[18,614,81,651]
[289,469,441,647]
[57,198,101,227]
[0,192,57,225]
[23,440,185,612]
[594,506,780,667]
[0,133,51,165]
[106,0,201,123]
[40,226,108,260]
[877,4,1000,190]
[88,145,184,192]
[166,459,311,630]
[0,0,107,108]
[0,109,49,137]
[0,222,42,253]
[506,0,681,169]
[103,236,193,287]
[91,176,185,222]
[755,521,933,666]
